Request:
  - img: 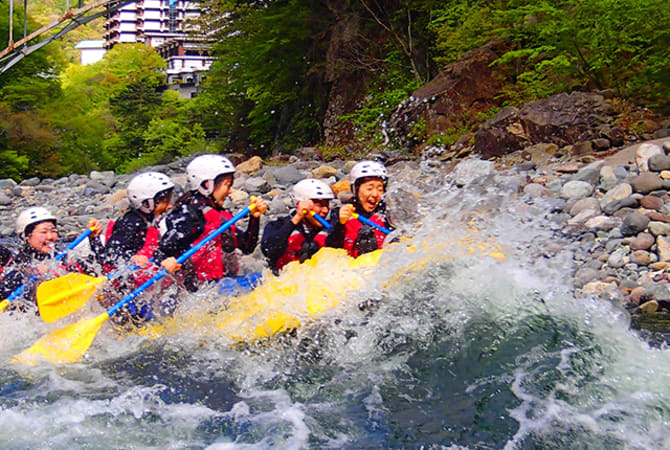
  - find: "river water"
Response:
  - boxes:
[1,163,670,448]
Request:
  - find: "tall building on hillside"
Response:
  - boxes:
[103,0,214,97]
[75,40,106,65]
[154,36,212,98]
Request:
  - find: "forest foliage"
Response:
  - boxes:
[0,0,668,180]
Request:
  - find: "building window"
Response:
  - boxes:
[169,0,177,32]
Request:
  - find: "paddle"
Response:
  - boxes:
[36,259,153,323]
[0,226,95,313]
[14,203,255,365]
[306,210,331,229]
[351,212,392,235]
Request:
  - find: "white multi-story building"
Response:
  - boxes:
[75,40,106,65]
[154,37,212,98]
[103,0,213,97]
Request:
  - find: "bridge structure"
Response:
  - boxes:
[0,0,133,74]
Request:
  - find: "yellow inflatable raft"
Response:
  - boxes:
[157,247,383,344]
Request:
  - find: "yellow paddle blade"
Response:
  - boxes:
[12,313,109,365]
[37,273,107,323]
[0,299,8,312]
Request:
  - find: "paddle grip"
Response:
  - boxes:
[352,213,391,235]
[107,206,252,317]
[308,211,331,229]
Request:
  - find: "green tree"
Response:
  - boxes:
[56,44,166,172]
[430,1,503,65]
[354,0,442,84]
[106,73,164,165]
[198,0,332,154]
[123,90,207,171]
[0,104,30,179]
[486,0,668,104]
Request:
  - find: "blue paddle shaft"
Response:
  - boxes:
[309,211,331,229]
[5,228,94,303]
[107,206,252,317]
[55,228,93,261]
[356,214,391,235]
[6,284,25,302]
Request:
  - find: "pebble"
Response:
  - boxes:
[2,136,670,318]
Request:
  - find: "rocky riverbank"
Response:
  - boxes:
[518,138,670,313]
[2,137,670,320]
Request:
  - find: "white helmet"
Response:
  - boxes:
[187,154,236,196]
[16,207,57,238]
[349,160,388,186]
[127,171,175,214]
[292,179,334,203]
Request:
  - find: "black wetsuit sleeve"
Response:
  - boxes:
[88,234,105,267]
[102,212,147,266]
[325,206,345,248]
[0,269,24,299]
[261,216,296,265]
[0,246,13,267]
[153,205,203,264]
[235,215,261,255]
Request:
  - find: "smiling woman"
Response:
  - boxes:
[0,207,60,308]
[27,222,59,255]
[326,160,395,258]
[0,207,103,311]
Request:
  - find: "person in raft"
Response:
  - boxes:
[95,171,175,271]
[91,171,175,321]
[0,207,103,310]
[326,160,394,257]
[261,178,334,274]
[154,154,267,291]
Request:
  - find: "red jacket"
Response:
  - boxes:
[343,212,387,258]
[274,228,327,271]
[191,207,239,281]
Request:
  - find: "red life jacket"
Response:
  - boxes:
[343,212,387,258]
[104,220,115,243]
[191,207,239,281]
[275,228,328,271]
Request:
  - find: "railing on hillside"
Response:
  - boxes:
[0,0,134,74]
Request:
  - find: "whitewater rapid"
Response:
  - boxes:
[2,162,670,448]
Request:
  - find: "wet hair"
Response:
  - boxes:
[173,190,195,210]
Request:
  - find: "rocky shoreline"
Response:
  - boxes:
[523,138,670,313]
[2,136,670,319]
